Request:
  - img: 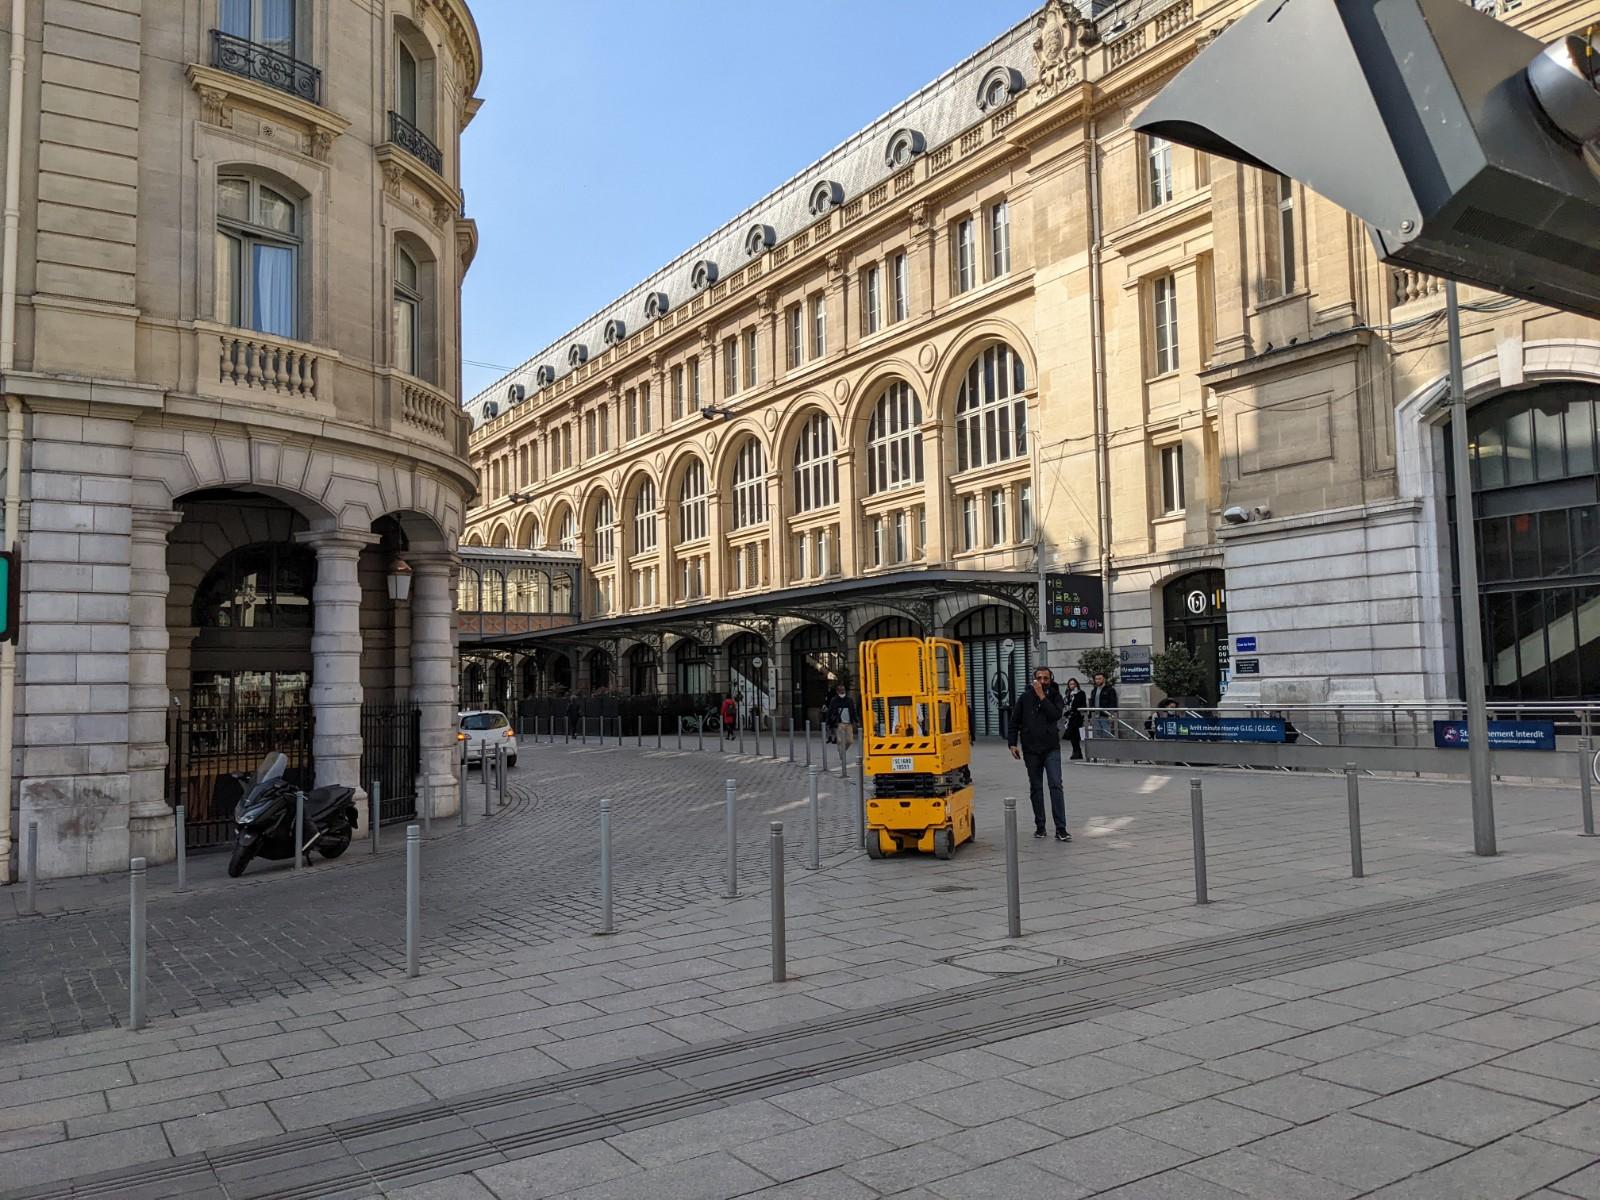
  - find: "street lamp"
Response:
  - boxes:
[387,558,412,603]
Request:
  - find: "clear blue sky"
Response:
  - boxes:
[459,0,1040,401]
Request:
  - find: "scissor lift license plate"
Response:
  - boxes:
[891,756,915,771]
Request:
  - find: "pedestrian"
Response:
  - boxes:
[824,683,856,762]
[720,693,737,740]
[1062,676,1087,760]
[1008,667,1070,841]
[1088,671,1119,739]
[564,693,581,738]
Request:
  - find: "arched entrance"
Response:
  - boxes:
[628,644,658,695]
[788,625,842,725]
[952,605,1032,738]
[857,615,922,642]
[1448,381,1600,702]
[461,661,485,709]
[674,638,712,697]
[729,633,774,722]
[1162,569,1229,704]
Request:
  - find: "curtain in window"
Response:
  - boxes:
[219,0,252,38]
[393,296,418,375]
[260,0,294,56]
[252,243,295,337]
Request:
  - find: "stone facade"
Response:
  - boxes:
[0,0,483,880]
[461,0,1600,719]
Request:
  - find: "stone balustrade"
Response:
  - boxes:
[217,330,321,400]
[1392,267,1445,306]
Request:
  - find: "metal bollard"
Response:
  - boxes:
[804,720,812,767]
[788,716,796,763]
[697,720,703,752]
[738,720,745,756]
[770,822,786,983]
[637,718,643,749]
[1190,778,1210,905]
[724,780,738,898]
[599,798,614,934]
[370,783,381,856]
[719,720,725,753]
[657,715,663,751]
[25,820,37,914]
[458,754,467,829]
[581,717,588,745]
[294,792,305,872]
[1345,763,1365,878]
[174,809,186,894]
[677,718,683,751]
[405,825,421,978]
[129,857,147,1030]
[617,717,623,748]
[1580,738,1596,837]
[807,767,821,870]
[839,728,848,780]
[483,749,492,816]
[423,779,432,837]
[856,751,866,849]
[1004,798,1021,938]
[498,744,507,807]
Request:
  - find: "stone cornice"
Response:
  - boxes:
[377,144,465,229]
[1201,328,1375,390]
[185,63,351,161]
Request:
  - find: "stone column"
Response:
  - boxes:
[127,508,182,863]
[296,528,379,792]
[922,422,949,563]
[706,494,726,597]
[835,448,859,576]
[766,472,788,586]
[409,552,458,817]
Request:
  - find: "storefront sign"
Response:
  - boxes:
[1044,573,1104,634]
[1432,720,1556,751]
[1118,643,1151,684]
[1235,657,1260,675]
[1153,717,1286,743]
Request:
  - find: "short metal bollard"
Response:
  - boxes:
[657,715,663,751]
[498,745,508,807]
[370,783,381,856]
[804,720,812,767]
[856,752,866,849]
[617,718,623,748]
[770,822,786,983]
[1190,778,1210,905]
[482,749,491,816]
[423,779,433,837]
[637,719,643,749]
[129,857,147,1030]
[458,755,468,829]
[581,717,588,745]
[723,780,738,898]
[738,721,745,756]
[1580,738,1596,837]
[598,798,614,934]
[405,825,421,978]
[697,720,704,752]
[294,792,305,872]
[1345,763,1365,878]
[788,716,796,763]
[174,809,186,894]
[807,767,821,870]
[25,820,38,914]
[1004,798,1021,938]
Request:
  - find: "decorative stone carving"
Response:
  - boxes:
[198,87,231,129]
[918,343,938,373]
[433,200,456,227]
[833,379,849,403]
[1034,0,1092,98]
[308,128,335,161]
[763,410,777,431]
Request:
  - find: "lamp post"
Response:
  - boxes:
[387,558,412,603]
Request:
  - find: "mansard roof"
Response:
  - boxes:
[467,4,1053,427]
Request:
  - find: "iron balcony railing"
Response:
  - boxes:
[388,110,443,175]
[210,29,321,106]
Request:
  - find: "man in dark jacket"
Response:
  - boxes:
[1088,672,1119,739]
[1008,667,1070,841]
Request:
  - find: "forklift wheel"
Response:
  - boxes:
[934,829,953,860]
[866,836,884,860]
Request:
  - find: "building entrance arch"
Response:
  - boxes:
[951,605,1031,738]
[1162,569,1229,704]
[788,625,842,726]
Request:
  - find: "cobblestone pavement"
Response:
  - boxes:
[1,743,1597,1197]
[0,742,856,1041]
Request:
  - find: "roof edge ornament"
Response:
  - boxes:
[534,364,555,387]
[506,382,526,405]
[602,318,627,346]
[643,291,669,320]
[567,343,588,368]
[884,128,926,168]
[807,180,844,215]
[743,223,775,257]
[689,259,719,291]
[1033,0,1095,99]
[976,65,1025,111]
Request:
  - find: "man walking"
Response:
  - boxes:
[1088,671,1119,739]
[1008,667,1070,841]
[824,682,856,767]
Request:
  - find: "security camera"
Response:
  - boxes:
[1221,506,1251,525]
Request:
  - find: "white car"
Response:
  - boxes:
[458,709,518,768]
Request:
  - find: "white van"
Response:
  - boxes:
[458,709,518,768]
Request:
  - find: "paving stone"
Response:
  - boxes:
[1254,998,1376,1032]
[1355,1079,1562,1144]
[1221,1074,1376,1124]
[1523,1098,1600,1154]
[604,1099,807,1167]
[475,1141,639,1199]
[1211,1048,1313,1081]
[268,1077,431,1131]
[1362,1134,1596,1199]
[831,1060,970,1106]
[1124,1096,1291,1153]
[1146,1015,1303,1060]
[1183,1147,1360,1199]
[1495,1043,1600,1088]
[1449,1063,1600,1108]
[163,1102,284,1156]
[927,1157,1092,1200]
[1023,1125,1196,1192]
[1306,1048,1463,1095]
[909,1078,1057,1128]
[1248,1112,1462,1190]
[1549,1162,1600,1199]
[561,1150,771,1200]
[1006,1052,1148,1100]
[842,1144,972,1193]
[0,1125,172,1190]
[1092,1167,1267,1199]
[766,1083,873,1123]
[1026,1083,1178,1138]
[727,1118,892,1183]
[935,1115,1060,1165]
[1434,1011,1579,1051]
[733,1167,876,1199]
[1271,1025,1396,1063]
[846,1103,964,1146]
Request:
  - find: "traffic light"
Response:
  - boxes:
[1132,0,1600,318]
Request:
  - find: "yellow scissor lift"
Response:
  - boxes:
[859,636,975,860]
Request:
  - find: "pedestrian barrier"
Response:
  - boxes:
[807,767,821,871]
[294,792,305,873]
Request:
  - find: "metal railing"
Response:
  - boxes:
[388,110,442,174]
[210,30,321,105]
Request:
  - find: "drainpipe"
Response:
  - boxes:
[1086,96,1113,651]
[0,0,26,880]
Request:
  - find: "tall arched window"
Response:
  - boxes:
[393,243,423,378]
[216,175,298,337]
[679,459,708,541]
[521,518,540,549]
[456,567,480,614]
[481,570,506,613]
[792,412,838,513]
[557,510,575,552]
[866,381,924,494]
[591,494,614,564]
[955,343,1028,472]
[731,438,768,530]
[632,478,657,552]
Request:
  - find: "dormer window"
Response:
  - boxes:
[975,66,1024,111]
[808,180,844,215]
[744,224,774,258]
[603,319,626,346]
[535,364,555,387]
[884,129,925,168]
[568,343,588,368]
[690,260,718,292]
[644,291,669,320]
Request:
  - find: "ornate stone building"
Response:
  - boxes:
[461,0,1600,730]
[1,0,482,879]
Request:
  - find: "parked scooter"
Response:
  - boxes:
[227,752,360,878]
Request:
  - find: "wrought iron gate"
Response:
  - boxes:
[167,707,315,850]
[361,704,421,825]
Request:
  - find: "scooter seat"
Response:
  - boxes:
[306,784,354,815]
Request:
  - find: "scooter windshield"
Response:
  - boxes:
[251,753,289,786]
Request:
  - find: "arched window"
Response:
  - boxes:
[507,569,547,613]
[216,174,298,337]
[628,644,658,695]
[557,510,575,552]
[792,412,838,513]
[552,570,573,612]
[194,542,316,628]
[480,569,506,613]
[679,459,708,542]
[591,494,614,564]
[521,518,540,549]
[866,381,924,494]
[632,478,658,553]
[955,343,1029,472]
[393,243,426,379]
[456,566,480,613]
[731,438,768,530]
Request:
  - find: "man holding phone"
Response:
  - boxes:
[1008,667,1070,841]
